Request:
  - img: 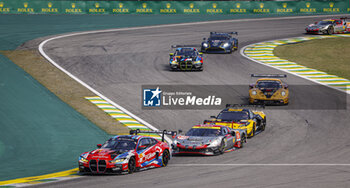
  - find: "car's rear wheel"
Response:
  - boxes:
[128,157,136,174]
[162,150,170,167]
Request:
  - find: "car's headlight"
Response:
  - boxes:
[79,153,89,163]
[110,158,126,163]
[203,43,208,48]
[209,139,220,147]
[251,90,257,95]
[222,43,229,48]
[281,91,286,96]
[171,61,178,64]
[194,61,201,64]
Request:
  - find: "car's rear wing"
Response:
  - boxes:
[210,31,238,35]
[130,129,177,142]
[225,104,265,109]
[251,74,287,78]
[171,45,201,48]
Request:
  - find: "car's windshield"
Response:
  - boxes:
[185,128,222,137]
[217,111,249,121]
[210,36,229,40]
[175,48,196,56]
[317,21,333,25]
[257,81,281,89]
[102,138,137,150]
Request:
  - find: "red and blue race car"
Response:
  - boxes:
[78,130,175,174]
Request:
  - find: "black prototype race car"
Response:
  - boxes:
[201,32,238,53]
[169,45,204,71]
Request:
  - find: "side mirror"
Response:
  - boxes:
[249,84,255,89]
[284,85,288,89]
[231,131,235,136]
[210,116,216,119]
[97,144,102,148]
[138,145,147,150]
[314,22,318,24]
[203,38,206,40]
[178,129,183,134]
[169,53,174,56]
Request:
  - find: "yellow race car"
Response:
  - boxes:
[204,104,266,138]
[249,74,289,105]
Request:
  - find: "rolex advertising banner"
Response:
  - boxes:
[61,1,86,14]
[0,0,349,15]
[86,1,110,14]
[110,1,134,14]
[229,2,252,14]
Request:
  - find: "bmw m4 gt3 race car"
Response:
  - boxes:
[169,45,203,71]
[78,130,175,174]
[249,74,289,105]
[172,124,246,155]
[305,17,350,34]
[204,104,266,138]
[201,32,238,53]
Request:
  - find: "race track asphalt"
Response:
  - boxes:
[35,15,350,188]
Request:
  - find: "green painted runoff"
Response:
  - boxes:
[0,54,109,181]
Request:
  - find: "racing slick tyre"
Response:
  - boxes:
[249,124,256,138]
[240,134,246,148]
[162,149,170,167]
[261,118,266,131]
[217,140,225,155]
[327,26,334,35]
[128,157,136,174]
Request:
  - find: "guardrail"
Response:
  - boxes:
[0,0,348,14]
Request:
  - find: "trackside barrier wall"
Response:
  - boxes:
[0,1,349,14]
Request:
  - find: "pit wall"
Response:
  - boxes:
[0,0,349,15]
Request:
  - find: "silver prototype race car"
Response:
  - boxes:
[172,124,247,155]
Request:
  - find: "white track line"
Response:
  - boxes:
[240,40,350,95]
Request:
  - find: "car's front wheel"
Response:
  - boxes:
[218,140,225,154]
[261,118,266,131]
[327,26,334,35]
[128,157,136,174]
[249,124,256,138]
[240,134,246,148]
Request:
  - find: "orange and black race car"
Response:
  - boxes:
[249,74,289,105]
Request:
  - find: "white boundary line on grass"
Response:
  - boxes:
[240,37,350,95]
